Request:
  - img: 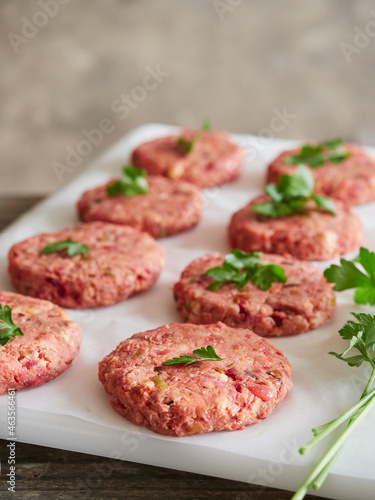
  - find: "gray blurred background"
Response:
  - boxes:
[1,0,375,195]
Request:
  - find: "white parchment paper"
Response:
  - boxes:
[1,124,375,498]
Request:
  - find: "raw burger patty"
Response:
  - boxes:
[266,143,375,206]
[98,322,292,437]
[0,291,81,394]
[131,129,244,188]
[8,222,165,309]
[174,253,335,337]
[228,195,362,261]
[77,175,204,238]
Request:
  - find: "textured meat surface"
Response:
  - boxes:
[131,129,244,188]
[98,322,292,437]
[0,291,81,394]
[174,253,336,337]
[8,222,166,309]
[266,143,375,206]
[228,195,362,261]
[77,175,204,238]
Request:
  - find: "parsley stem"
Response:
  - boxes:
[312,393,375,490]
[300,385,375,454]
[312,368,375,489]
[311,448,341,490]
[292,390,375,499]
[293,314,375,499]
[362,365,375,397]
[292,392,375,499]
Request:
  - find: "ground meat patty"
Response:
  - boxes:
[77,175,204,238]
[98,322,292,437]
[228,195,362,261]
[8,222,165,309]
[174,253,335,337]
[131,129,244,188]
[266,143,375,206]
[0,291,81,394]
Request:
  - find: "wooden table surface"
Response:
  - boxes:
[0,196,329,500]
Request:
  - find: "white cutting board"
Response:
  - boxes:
[1,124,375,500]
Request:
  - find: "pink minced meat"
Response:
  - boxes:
[228,195,362,261]
[131,129,244,188]
[77,175,204,238]
[98,322,292,437]
[8,222,165,309]
[266,143,375,206]
[0,291,81,394]
[173,253,336,337]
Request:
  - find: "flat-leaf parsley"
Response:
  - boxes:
[107,165,149,197]
[177,118,211,155]
[41,240,89,257]
[0,304,24,346]
[324,247,375,305]
[253,164,336,218]
[285,139,351,168]
[206,250,287,291]
[163,345,222,366]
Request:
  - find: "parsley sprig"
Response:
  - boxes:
[292,313,375,499]
[163,345,222,366]
[324,247,375,305]
[285,139,351,168]
[253,164,336,218]
[177,118,211,155]
[107,166,149,197]
[41,240,89,257]
[206,250,287,291]
[0,304,24,346]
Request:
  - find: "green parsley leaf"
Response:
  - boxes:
[206,250,287,291]
[206,262,245,291]
[310,194,336,215]
[324,247,375,305]
[285,139,351,168]
[328,150,351,164]
[278,162,314,197]
[354,286,375,306]
[320,138,343,149]
[163,345,222,366]
[253,164,336,218]
[107,166,149,197]
[252,264,288,291]
[329,313,375,367]
[354,246,375,276]
[0,304,24,346]
[225,249,262,269]
[41,240,89,257]
[177,119,211,155]
[253,200,305,218]
[285,144,325,168]
[177,136,198,155]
